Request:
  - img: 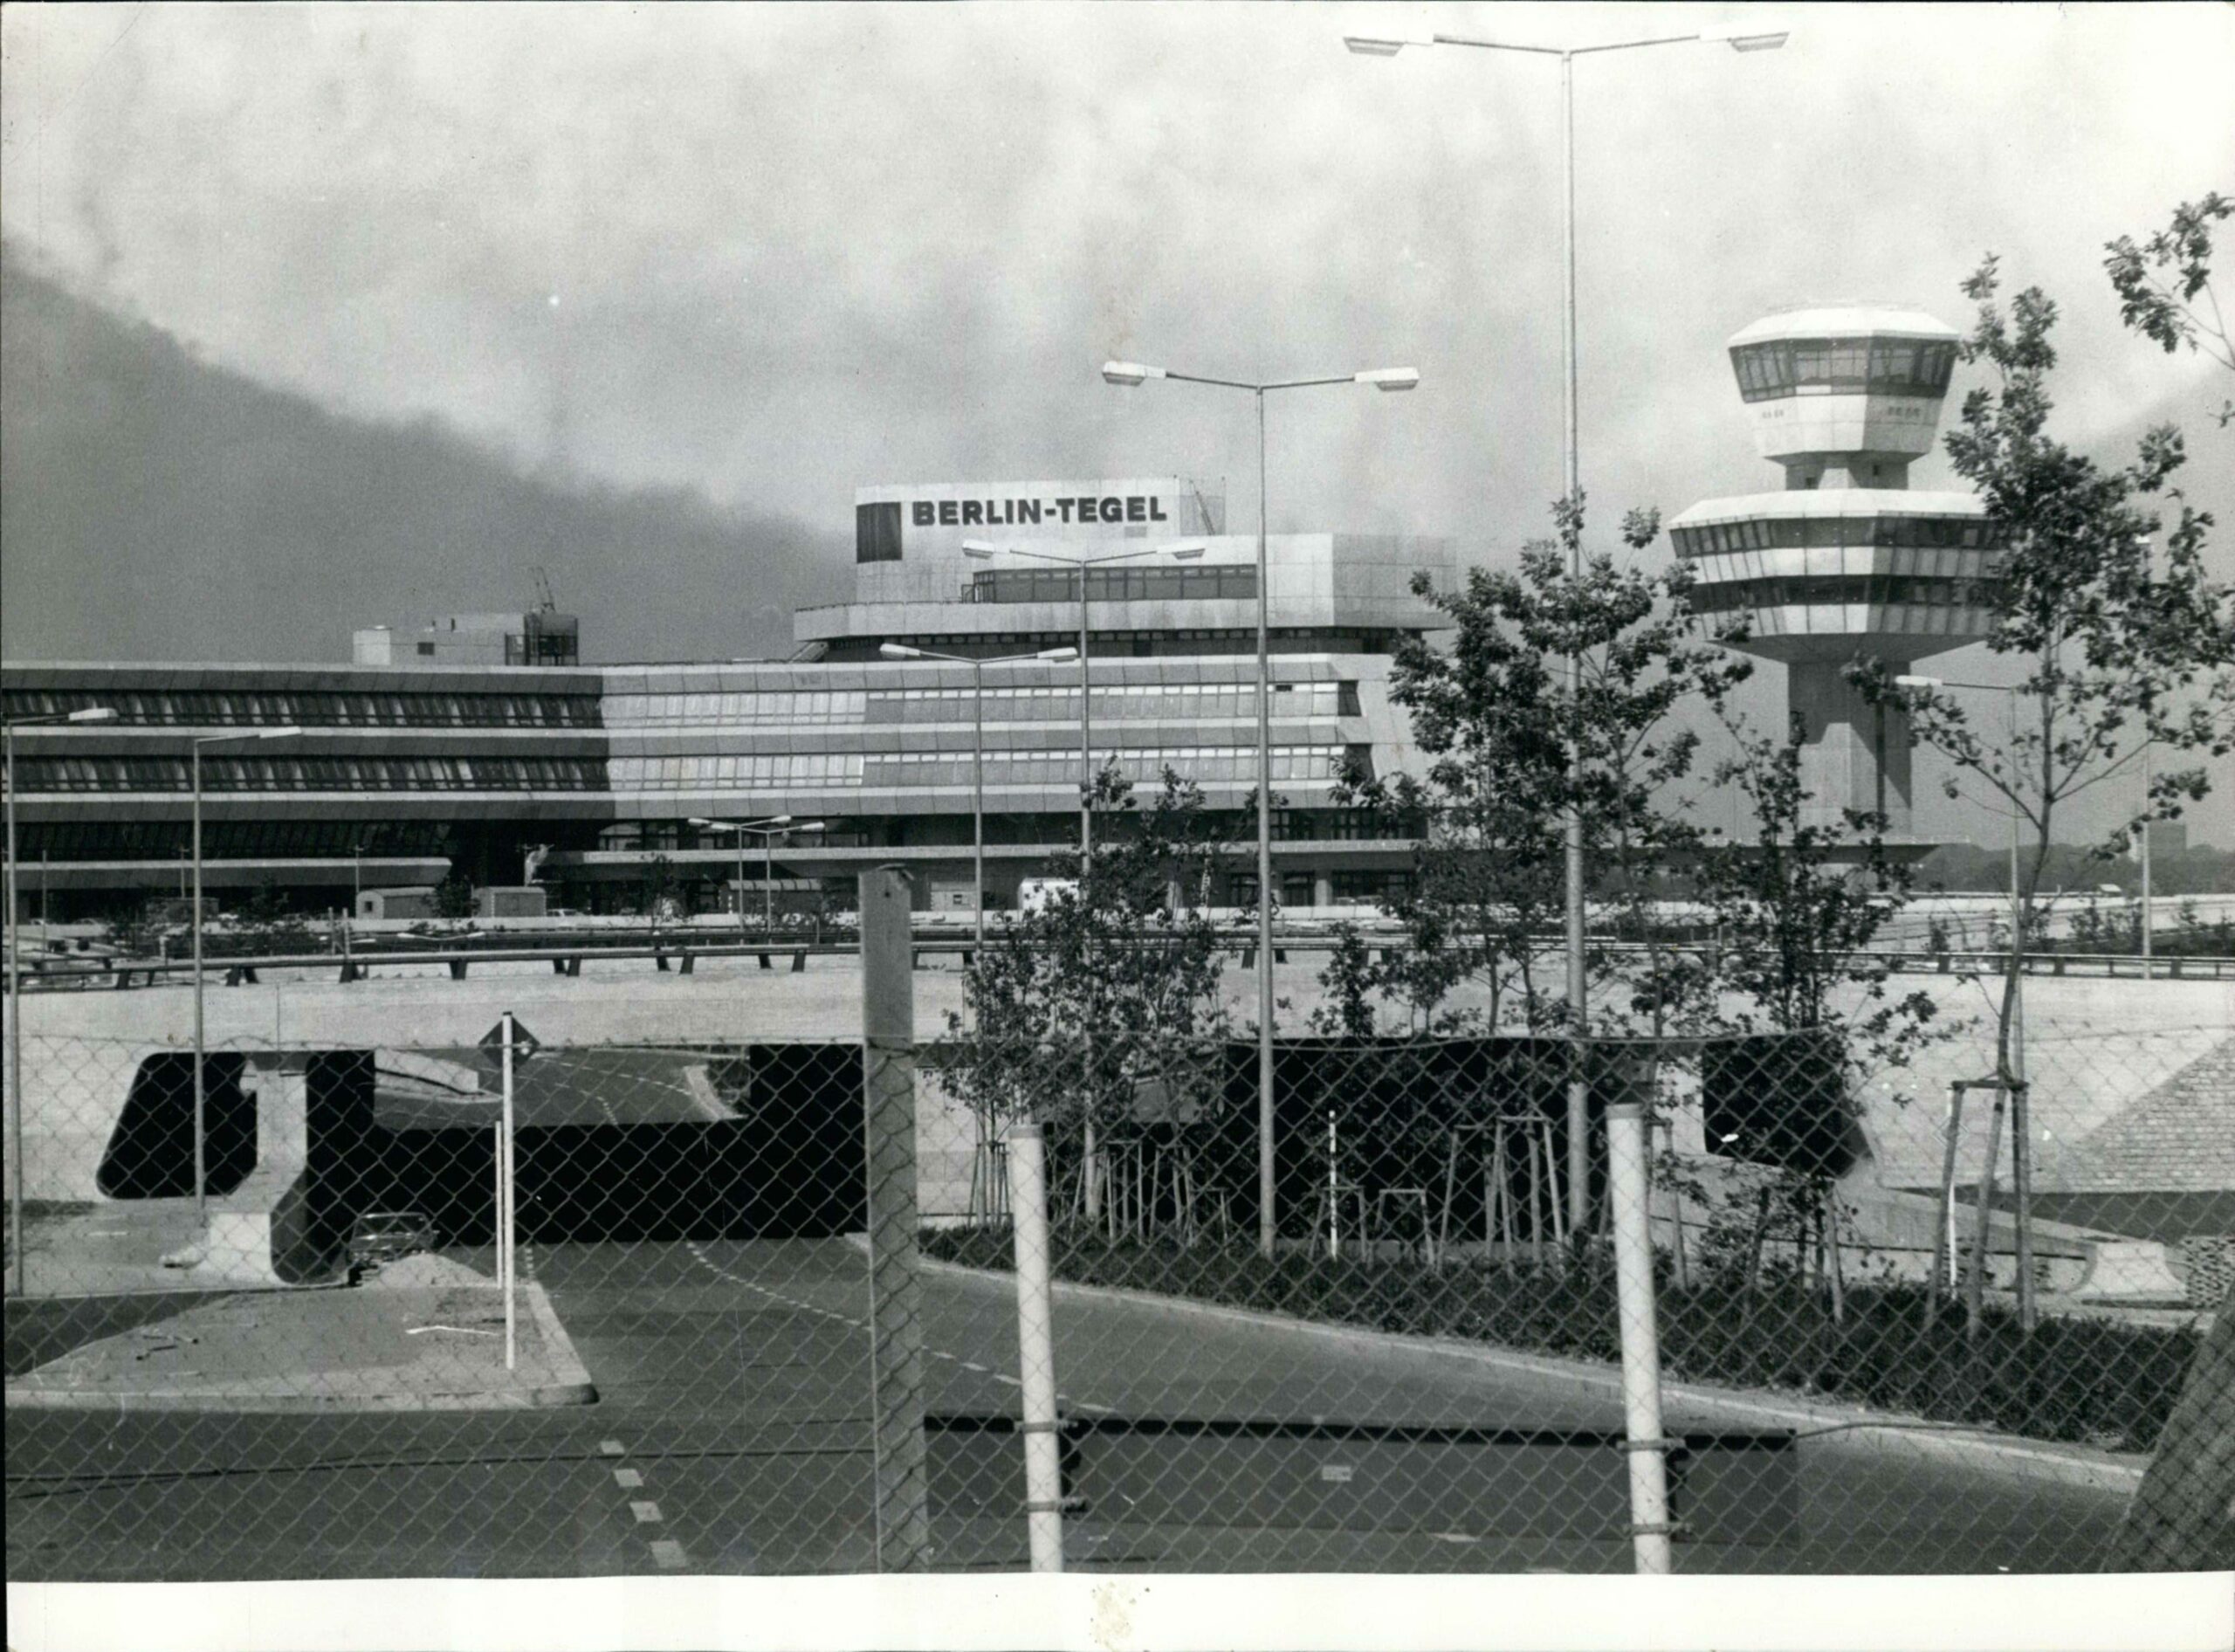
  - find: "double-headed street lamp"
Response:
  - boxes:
[959,538,1205,859]
[1344,18,1788,1241]
[191,727,302,1228]
[689,816,826,939]
[1101,360,1420,1259]
[6,706,117,1296]
[879,644,1079,946]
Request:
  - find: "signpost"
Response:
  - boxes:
[478,1015,537,1369]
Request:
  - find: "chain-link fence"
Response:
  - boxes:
[4,953,2231,1580]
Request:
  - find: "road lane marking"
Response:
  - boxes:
[614,1468,643,1489]
[650,1538,688,1570]
[629,1501,664,1525]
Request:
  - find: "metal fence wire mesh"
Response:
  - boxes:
[4,1012,2232,1579]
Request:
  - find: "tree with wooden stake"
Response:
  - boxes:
[1688,712,1952,1329]
[1856,255,2235,1332]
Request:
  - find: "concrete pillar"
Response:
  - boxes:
[1788,658,1913,835]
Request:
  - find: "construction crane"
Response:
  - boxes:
[532,567,558,614]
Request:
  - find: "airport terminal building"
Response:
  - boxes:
[3,476,1454,919]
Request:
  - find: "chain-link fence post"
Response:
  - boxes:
[860,865,929,1572]
[1005,1117,1065,1573]
[499,1008,518,1372]
[1606,1083,1675,1575]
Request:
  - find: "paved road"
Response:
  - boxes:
[4,1236,2132,1580]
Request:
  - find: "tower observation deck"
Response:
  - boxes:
[1671,306,2005,836]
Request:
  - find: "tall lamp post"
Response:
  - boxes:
[1101,360,1420,1258]
[191,727,302,1229]
[6,706,116,1297]
[1344,18,1788,1239]
[1896,674,2034,1331]
[879,644,1079,946]
[959,539,1204,859]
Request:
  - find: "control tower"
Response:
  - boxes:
[1670,306,2005,836]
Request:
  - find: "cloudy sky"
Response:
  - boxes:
[4,1,2232,840]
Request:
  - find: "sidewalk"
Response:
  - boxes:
[3,1253,596,1412]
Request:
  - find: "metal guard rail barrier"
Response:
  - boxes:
[7,936,2232,991]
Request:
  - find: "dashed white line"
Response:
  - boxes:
[681,1241,1109,1424]
[649,1538,689,1570]
[598,1439,625,1457]
[629,1500,664,1525]
[614,1468,643,1489]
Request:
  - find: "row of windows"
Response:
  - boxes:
[604,682,1357,726]
[967,567,1258,604]
[1689,576,2005,615]
[1729,338,1959,403]
[13,820,462,860]
[613,754,864,788]
[863,747,1354,787]
[1672,517,2005,557]
[608,747,1354,791]
[3,689,601,729]
[12,757,605,794]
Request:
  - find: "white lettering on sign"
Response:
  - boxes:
[909,496,1173,531]
[1318,1463,1355,1484]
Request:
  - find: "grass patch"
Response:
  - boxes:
[923,1226,2197,1455]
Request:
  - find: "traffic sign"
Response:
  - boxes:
[478,1017,541,1061]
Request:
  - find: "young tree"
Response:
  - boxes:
[432,873,477,920]
[1688,712,1954,1311]
[1855,257,2235,1318]
[2104,192,2233,425]
[1340,496,1750,1038]
[635,853,678,945]
[942,769,1237,1220]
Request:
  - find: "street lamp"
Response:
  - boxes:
[879,644,1079,946]
[5,706,116,1296]
[1101,360,1420,1259]
[191,727,302,1229]
[1895,673,2034,1331]
[689,816,825,938]
[1344,17,1789,1242]
[960,538,1204,859]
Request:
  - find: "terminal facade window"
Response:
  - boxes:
[968,566,1256,603]
[0,688,601,729]
[1729,337,1958,403]
[602,680,1352,727]
[605,744,1350,792]
[1688,575,2005,616]
[13,818,457,860]
[12,755,605,794]
[1671,516,2005,556]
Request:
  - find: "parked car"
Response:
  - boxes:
[348,1209,436,1272]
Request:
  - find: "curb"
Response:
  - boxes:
[521,1277,600,1407]
[3,1279,597,1414]
[903,1246,2149,1497]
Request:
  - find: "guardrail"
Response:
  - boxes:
[9,932,2233,992]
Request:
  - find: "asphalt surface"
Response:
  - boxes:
[5,1235,2134,1580]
